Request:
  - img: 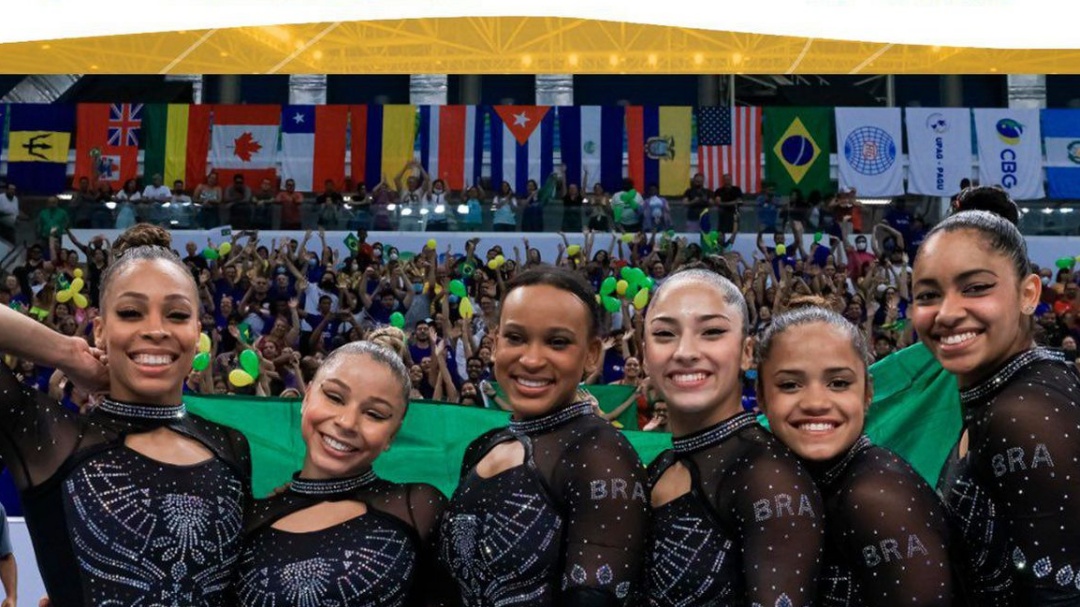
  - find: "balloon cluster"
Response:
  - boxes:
[202,242,233,260]
[487,255,506,270]
[1055,256,1080,270]
[228,349,261,388]
[56,268,89,308]
[449,279,475,319]
[598,267,655,313]
[192,333,212,372]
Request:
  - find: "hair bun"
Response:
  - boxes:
[112,223,173,256]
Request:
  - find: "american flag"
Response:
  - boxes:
[108,103,143,147]
[697,106,762,194]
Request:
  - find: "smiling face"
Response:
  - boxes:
[493,284,600,419]
[911,229,1039,388]
[760,322,871,462]
[643,278,751,433]
[300,353,406,479]
[93,259,200,405]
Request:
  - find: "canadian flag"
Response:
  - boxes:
[210,105,280,187]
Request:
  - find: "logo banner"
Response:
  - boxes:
[905,108,973,197]
[835,107,904,197]
[974,108,1044,201]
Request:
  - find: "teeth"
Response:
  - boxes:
[941,332,977,346]
[672,373,707,384]
[516,378,552,388]
[322,434,356,453]
[800,422,837,432]
[132,354,172,366]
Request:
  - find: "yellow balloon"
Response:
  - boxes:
[73,268,83,279]
[495,255,506,267]
[776,244,787,255]
[633,288,650,310]
[616,280,629,296]
[72,293,89,309]
[198,333,212,354]
[426,239,437,250]
[218,242,233,256]
[229,369,255,387]
[621,233,634,243]
[56,290,73,303]
[566,244,581,257]
[459,298,475,320]
[488,259,499,270]
[70,277,84,293]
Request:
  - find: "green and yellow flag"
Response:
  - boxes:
[764,107,832,195]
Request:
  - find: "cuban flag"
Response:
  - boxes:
[417,105,483,191]
[488,105,555,195]
[557,106,625,193]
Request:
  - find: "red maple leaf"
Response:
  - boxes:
[233,132,262,162]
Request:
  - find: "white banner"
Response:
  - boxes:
[974,108,1045,201]
[835,107,904,197]
[905,108,973,197]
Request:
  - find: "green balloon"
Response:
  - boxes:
[620,267,634,281]
[449,279,468,298]
[625,283,640,300]
[643,277,656,291]
[1056,257,1076,270]
[390,312,405,328]
[192,352,210,372]
[202,247,220,260]
[602,295,621,313]
[239,349,260,378]
[814,231,824,243]
[600,276,617,296]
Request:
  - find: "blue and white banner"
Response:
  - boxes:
[974,108,1045,200]
[905,108,972,196]
[488,106,556,195]
[1041,109,1080,199]
[557,106,625,193]
[835,107,904,197]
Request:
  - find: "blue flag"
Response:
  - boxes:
[1042,109,1080,199]
[6,104,75,194]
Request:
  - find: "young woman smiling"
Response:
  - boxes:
[0,224,251,607]
[437,265,649,606]
[230,341,450,606]
[911,210,1080,605]
[642,267,824,607]
[756,305,953,606]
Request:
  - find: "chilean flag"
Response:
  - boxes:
[280,105,348,192]
[210,105,280,187]
[489,105,554,195]
[417,105,483,191]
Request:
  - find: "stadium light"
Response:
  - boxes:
[856,198,891,206]
[400,207,412,216]
[420,208,430,216]
[105,202,117,210]
[435,205,445,214]
[57,193,73,201]
[387,204,397,212]
[456,204,470,214]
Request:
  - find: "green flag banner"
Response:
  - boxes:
[865,342,961,486]
[486,383,640,430]
[763,107,833,196]
[187,396,672,498]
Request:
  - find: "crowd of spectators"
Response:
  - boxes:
[2,170,1077,433]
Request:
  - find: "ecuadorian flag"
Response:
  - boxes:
[6,104,75,194]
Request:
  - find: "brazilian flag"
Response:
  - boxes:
[764,107,832,196]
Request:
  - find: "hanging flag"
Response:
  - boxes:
[489,105,555,195]
[905,108,973,197]
[835,107,904,197]
[697,106,763,193]
[974,108,1044,201]
[763,107,832,195]
[280,104,348,192]
[6,104,75,194]
[210,105,280,187]
[627,106,692,196]
[417,105,483,191]
[1041,109,1080,199]
[75,103,142,186]
[349,105,417,189]
[557,105,625,193]
[143,103,212,188]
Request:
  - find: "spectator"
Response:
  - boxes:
[714,173,743,233]
[276,178,304,229]
[36,196,69,243]
[682,173,709,231]
[0,184,18,243]
[224,173,252,225]
[613,178,644,234]
[193,171,223,228]
[491,181,518,232]
[642,183,671,232]
[755,182,780,233]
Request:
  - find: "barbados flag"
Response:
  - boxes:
[349,105,417,189]
[764,107,832,195]
[6,104,75,194]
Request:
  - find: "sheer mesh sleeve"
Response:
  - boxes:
[405,483,460,607]
[0,362,83,489]
[548,422,650,605]
[837,448,952,607]
[719,437,824,607]
[976,363,1080,605]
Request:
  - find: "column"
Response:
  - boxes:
[218,75,241,104]
[1007,74,1046,109]
[289,74,327,105]
[165,74,204,104]
[459,75,482,105]
[535,74,573,106]
[698,75,720,107]
[410,74,448,105]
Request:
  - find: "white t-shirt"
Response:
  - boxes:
[142,184,172,202]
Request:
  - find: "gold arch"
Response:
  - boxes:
[3,18,1079,75]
